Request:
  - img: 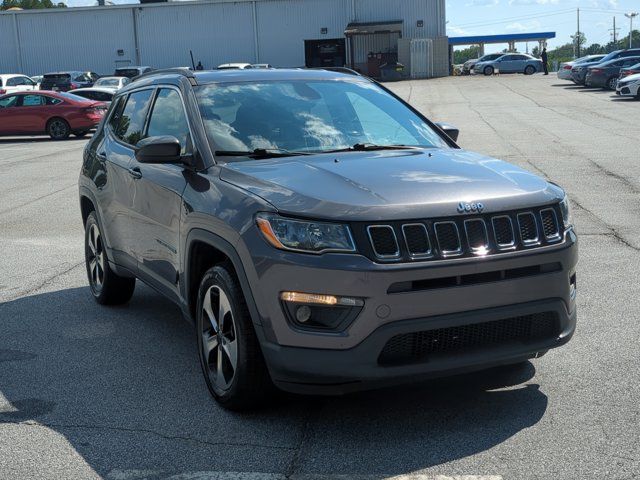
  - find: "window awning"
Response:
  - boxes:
[344,20,403,36]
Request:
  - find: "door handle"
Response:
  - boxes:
[96,151,106,163]
[128,167,142,179]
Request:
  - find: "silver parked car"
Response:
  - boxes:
[93,76,130,91]
[462,53,503,75]
[474,53,543,76]
[558,55,606,81]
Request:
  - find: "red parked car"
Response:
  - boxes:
[0,91,107,140]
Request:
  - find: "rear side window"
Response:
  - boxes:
[7,77,30,87]
[45,97,62,105]
[113,89,154,146]
[146,88,190,153]
[22,95,44,106]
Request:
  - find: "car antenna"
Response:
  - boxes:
[189,50,196,71]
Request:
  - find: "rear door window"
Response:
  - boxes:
[45,96,62,105]
[146,88,190,154]
[21,95,45,106]
[113,89,154,146]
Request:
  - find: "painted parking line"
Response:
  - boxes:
[108,470,502,480]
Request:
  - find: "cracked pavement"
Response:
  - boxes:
[1,75,639,479]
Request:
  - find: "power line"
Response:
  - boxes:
[453,8,575,29]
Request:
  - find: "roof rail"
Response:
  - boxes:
[132,67,196,83]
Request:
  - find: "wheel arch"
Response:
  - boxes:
[184,229,264,335]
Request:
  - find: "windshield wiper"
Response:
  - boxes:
[321,143,426,153]
[214,148,312,159]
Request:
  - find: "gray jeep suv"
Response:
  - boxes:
[79,68,578,410]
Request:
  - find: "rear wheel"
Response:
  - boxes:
[196,264,273,410]
[606,76,619,90]
[483,66,494,76]
[47,118,70,140]
[84,212,135,305]
[524,65,535,75]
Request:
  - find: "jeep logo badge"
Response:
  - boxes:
[457,202,484,214]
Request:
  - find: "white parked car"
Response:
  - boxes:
[93,76,130,90]
[0,74,38,94]
[616,73,640,99]
[217,63,253,70]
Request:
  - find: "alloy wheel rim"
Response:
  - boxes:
[201,285,238,391]
[87,223,105,290]
[51,120,66,138]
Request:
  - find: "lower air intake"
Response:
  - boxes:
[378,312,559,366]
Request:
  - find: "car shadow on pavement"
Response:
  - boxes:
[0,136,90,144]
[0,285,548,477]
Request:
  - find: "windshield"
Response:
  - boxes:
[196,79,449,157]
[96,78,120,87]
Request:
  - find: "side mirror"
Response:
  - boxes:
[135,136,182,164]
[436,122,460,143]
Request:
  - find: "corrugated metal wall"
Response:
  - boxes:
[14,8,135,75]
[1,0,448,77]
[0,15,17,73]
[256,0,349,67]
[136,2,255,69]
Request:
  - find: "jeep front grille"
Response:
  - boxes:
[358,204,564,263]
[378,311,559,366]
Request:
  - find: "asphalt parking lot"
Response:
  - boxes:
[1,74,639,480]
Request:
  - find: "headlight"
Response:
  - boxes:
[559,195,574,230]
[256,213,356,254]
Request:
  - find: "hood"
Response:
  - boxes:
[620,73,640,83]
[219,149,562,221]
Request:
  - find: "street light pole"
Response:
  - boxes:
[625,12,638,49]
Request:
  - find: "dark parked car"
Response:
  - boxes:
[70,87,115,104]
[585,56,640,90]
[571,48,640,85]
[0,91,106,139]
[619,62,640,80]
[40,71,99,92]
[79,68,577,410]
[113,66,155,79]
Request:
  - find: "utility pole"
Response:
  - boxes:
[577,7,581,57]
[610,17,620,45]
[625,12,638,49]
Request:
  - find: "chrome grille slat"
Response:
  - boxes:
[367,225,400,259]
[434,221,462,256]
[492,215,516,249]
[540,208,561,242]
[517,212,540,246]
[464,218,489,254]
[402,223,432,258]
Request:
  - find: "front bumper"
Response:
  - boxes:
[264,298,576,394]
[239,228,578,393]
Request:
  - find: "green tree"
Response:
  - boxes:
[1,0,66,9]
[453,45,481,64]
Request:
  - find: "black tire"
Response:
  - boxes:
[524,65,535,75]
[46,118,70,140]
[484,66,494,76]
[196,264,273,410]
[84,211,135,305]
[606,76,618,91]
[74,130,89,138]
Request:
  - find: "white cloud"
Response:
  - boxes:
[505,20,542,31]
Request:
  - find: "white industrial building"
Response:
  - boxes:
[0,0,448,79]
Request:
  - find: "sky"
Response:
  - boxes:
[446,0,640,52]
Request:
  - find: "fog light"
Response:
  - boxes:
[295,305,312,323]
[569,273,577,300]
[280,291,364,331]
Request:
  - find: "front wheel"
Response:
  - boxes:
[524,65,535,75]
[84,212,135,305]
[196,264,273,410]
[47,118,70,140]
[606,76,618,91]
[484,66,494,76]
